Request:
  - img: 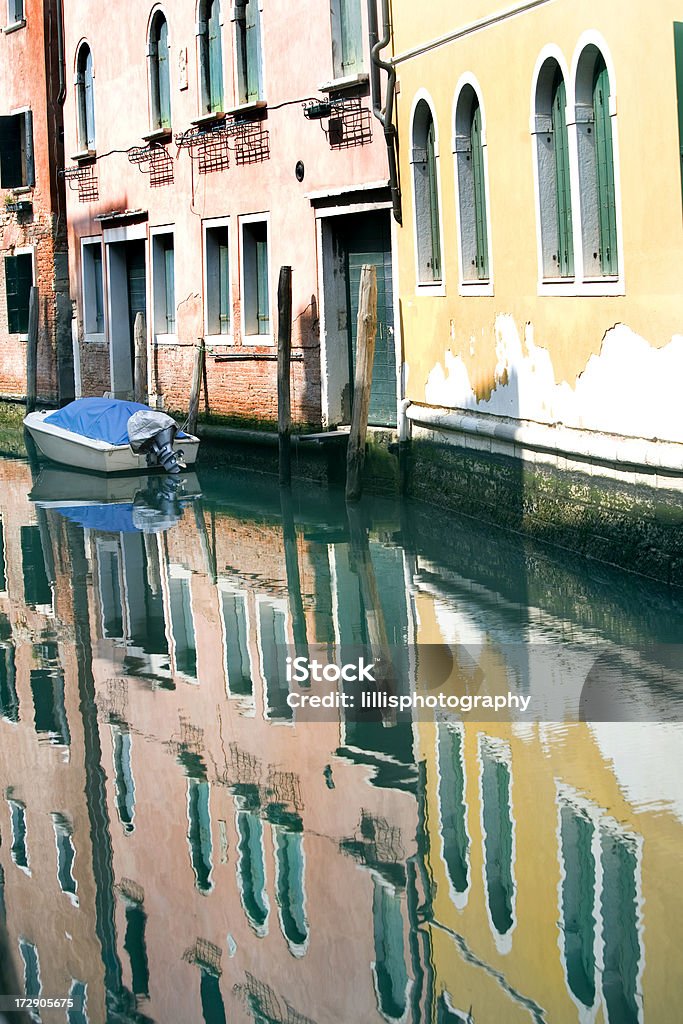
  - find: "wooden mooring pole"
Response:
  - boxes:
[133,311,148,405]
[187,337,206,435]
[277,266,293,487]
[345,265,377,503]
[26,286,39,413]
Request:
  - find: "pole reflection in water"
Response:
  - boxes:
[0,455,678,1022]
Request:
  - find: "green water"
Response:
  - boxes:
[0,452,681,1023]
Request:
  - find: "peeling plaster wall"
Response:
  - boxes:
[425,316,683,444]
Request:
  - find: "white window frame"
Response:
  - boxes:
[149,225,176,345]
[239,211,272,345]
[203,215,233,345]
[452,73,494,297]
[80,235,105,342]
[409,89,446,297]
[167,564,198,683]
[4,0,25,31]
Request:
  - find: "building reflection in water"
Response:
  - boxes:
[0,457,679,1023]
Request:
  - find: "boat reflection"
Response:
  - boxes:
[0,455,680,1023]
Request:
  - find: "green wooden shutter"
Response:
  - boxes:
[5,254,32,335]
[593,59,618,276]
[158,19,171,128]
[471,103,489,279]
[426,119,441,281]
[208,0,224,112]
[164,242,175,333]
[245,0,261,103]
[219,241,230,334]
[340,0,362,75]
[551,72,574,277]
[674,24,683,211]
[84,50,95,148]
[23,111,34,187]
[93,247,104,332]
[256,234,269,335]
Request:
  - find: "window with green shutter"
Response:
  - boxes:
[339,0,362,77]
[150,14,171,129]
[551,69,574,277]
[163,241,175,334]
[242,219,270,337]
[236,0,262,104]
[592,57,618,276]
[205,223,231,336]
[412,100,442,284]
[76,44,95,150]
[4,253,32,335]
[207,0,224,112]
[470,101,489,280]
[0,112,34,189]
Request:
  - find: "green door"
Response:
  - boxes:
[343,212,396,428]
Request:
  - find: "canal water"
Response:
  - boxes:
[0,450,681,1023]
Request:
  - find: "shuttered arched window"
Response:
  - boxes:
[411,100,442,284]
[76,44,95,150]
[150,13,171,130]
[455,85,490,283]
[533,58,574,279]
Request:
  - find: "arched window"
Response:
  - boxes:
[575,46,618,277]
[199,0,224,114]
[411,98,442,284]
[76,43,95,151]
[454,84,490,282]
[149,11,171,130]
[533,58,574,278]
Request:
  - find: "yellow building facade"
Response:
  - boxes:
[390,0,683,478]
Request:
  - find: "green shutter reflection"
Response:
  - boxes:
[222,592,252,696]
[0,644,18,722]
[124,900,150,997]
[9,799,29,871]
[437,724,469,900]
[200,967,227,1024]
[601,830,641,1024]
[272,814,308,953]
[53,814,78,904]
[236,805,269,932]
[481,740,514,939]
[372,876,408,1020]
[112,727,135,833]
[188,779,214,894]
[560,804,596,1007]
[30,668,70,746]
[21,525,51,608]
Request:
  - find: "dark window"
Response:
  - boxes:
[150,12,171,129]
[5,254,32,335]
[20,524,50,605]
[242,220,269,336]
[30,668,70,746]
[76,44,95,150]
[0,112,34,188]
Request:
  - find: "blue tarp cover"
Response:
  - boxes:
[55,503,139,533]
[44,398,154,446]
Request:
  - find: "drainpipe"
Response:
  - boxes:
[369,0,402,224]
[56,0,66,104]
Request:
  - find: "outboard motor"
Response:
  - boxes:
[127,410,184,474]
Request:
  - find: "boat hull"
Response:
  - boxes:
[24,411,199,474]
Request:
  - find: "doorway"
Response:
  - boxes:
[106,239,147,398]
[321,211,397,428]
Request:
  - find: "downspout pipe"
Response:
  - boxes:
[56,0,66,105]
[369,0,402,224]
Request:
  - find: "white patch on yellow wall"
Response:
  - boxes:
[424,315,683,444]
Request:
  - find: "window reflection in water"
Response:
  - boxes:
[437,723,470,908]
[187,778,213,894]
[270,809,308,955]
[479,735,515,948]
[111,725,135,834]
[371,876,409,1021]
[234,788,269,934]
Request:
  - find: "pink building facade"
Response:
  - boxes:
[61,0,399,429]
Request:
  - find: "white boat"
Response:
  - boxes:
[24,398,199,474]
